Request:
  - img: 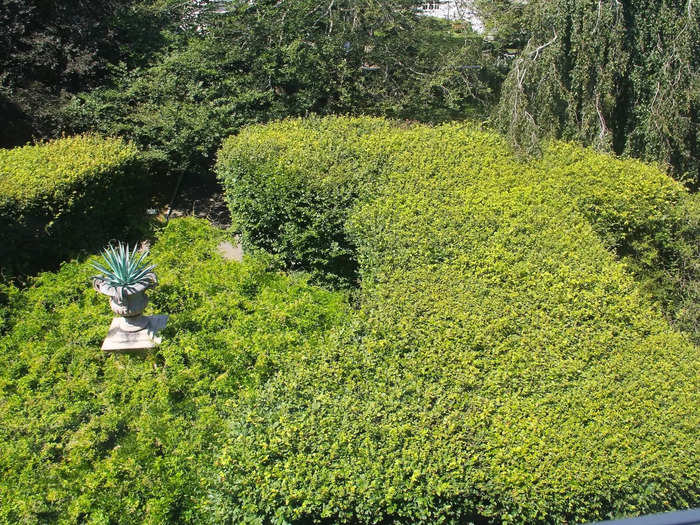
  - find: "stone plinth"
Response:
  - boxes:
[101,315,168,353]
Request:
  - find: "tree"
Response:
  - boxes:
[0,0,121,145]
[63,0,499,179]
[0,0,209,147]
[472,0,532,51]
[491,0,700,188]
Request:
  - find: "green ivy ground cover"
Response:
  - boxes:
[0,218,350,523]
[214,117,700,523]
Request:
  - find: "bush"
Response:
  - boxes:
[536,142,700,342]
[61,41,250,182]
[0,135,151,277]
[212,117,699,523]
[216,116,402,287]
[0,218,349,523]
[218,118,700,340]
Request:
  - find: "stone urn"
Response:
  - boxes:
[91,242,167,352]
[93,273,158,333]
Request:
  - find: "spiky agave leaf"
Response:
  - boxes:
[90,242,156,289]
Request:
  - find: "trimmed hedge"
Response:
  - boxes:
[0,135,151,277]
[216,117,402,288]
[0,218,349,523]
[217,118,700,337]
[214,117,700,523]
[535,143,700,343]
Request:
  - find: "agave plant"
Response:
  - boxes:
[91,242,155,291]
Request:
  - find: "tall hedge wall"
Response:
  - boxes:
[0,135,150,277]
[216,117,401,287]
[535,143,700,342]
[215,117,699,523]
[218,117,699,339]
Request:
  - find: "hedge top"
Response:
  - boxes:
[215,116,700,524]
[537,141,688,251]
[0,135,139,206]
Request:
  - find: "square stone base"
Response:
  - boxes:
[102,315,168,353]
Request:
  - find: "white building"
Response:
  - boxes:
[209,1,485,33]
[419,1,484,32]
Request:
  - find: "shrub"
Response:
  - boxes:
[661,192,700,343]
[216,116,403,287]
[0,135,151,278]
[212,117,699,523]
[218,118,700,340]
[0,218,349,523]
[536,142,700,343]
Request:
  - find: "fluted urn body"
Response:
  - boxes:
[93,273,157,332]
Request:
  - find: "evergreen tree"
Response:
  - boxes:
[493,0,699,188]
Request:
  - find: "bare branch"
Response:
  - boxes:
[529,30,558,60]
[594,92,610,145]
[593,0,603,34]
[327,0,335,35]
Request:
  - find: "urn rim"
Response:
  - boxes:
[93,273,157,299]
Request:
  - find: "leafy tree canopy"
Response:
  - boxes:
[0,0,213,146]
[490,0,700,188]
[63,0,499,178]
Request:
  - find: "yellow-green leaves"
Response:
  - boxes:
[0,135,138,204]
[0,135,149,276]
[213,116,699,524]
[0,218,349,523]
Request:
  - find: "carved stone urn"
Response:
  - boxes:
[93,272,157,333]
[93,273,167,352]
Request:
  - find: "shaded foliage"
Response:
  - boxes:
[492,0,700,188]
[0,0,128,145]
[62,0,500,179]
[0,0,212,146]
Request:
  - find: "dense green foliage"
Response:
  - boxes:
[473,0,531,53]
[0,0,129,146]
[0,0,208,147]
[0,218,349,523]
[64,1,498,179]
[492,0,700,188]
[3,0,698,520]
[535,142,700,342]
[0,135,150,277]
[216,117,399,287]
[218,118,699,339]
[214,117,699,523]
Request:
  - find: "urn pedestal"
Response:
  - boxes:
[93,274,168,352]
